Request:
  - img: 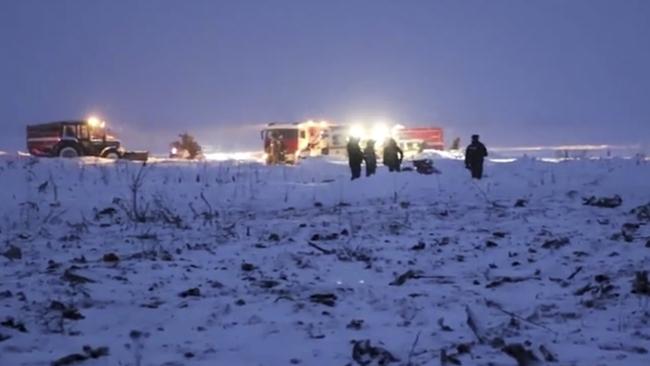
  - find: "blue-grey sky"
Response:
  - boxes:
[1,0,649,153]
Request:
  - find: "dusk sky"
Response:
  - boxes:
[1,0,649,153]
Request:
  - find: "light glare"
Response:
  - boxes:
[87,116,101,127]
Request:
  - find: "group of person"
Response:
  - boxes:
[346,137,405,180]
[346,134,488,180]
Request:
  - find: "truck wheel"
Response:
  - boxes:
[102,151,120,160]
[58,146,80,158]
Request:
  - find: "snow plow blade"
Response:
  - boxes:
[122,151,149,161]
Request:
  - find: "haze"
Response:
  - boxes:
[1,0,649,154]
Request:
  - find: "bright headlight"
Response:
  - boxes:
[349,124,365,139]
[88,116,101,127]
[371,123,390,142]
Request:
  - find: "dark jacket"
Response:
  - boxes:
[465,141,488,167]
[364,145,377,167]
[383,140,403,166]
[347,141,363,165]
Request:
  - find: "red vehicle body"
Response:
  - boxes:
[395,127,444,150]
[26,120,147,160]
[261,122,329,164]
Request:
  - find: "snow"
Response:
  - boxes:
[1,154,649,366]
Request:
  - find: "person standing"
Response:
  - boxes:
[364,139,377,177]
[277,134,286,163]
[465,134,488,179]
[383,138,404,172]
[266,133,279,164]
[347,137,363,180]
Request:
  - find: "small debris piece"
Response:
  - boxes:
[465,306,485,343]
[598,343,648,354]
[38,180,49,193]
[490,337,506,348]
[0,333,10,342]
[542,238,570,250]
[256,280,280,289]
[102,253,119,262]
[268,233,280,241]
[440,349,461,365]
[52,346,109,366]
[241,262,256,272]
[390,270,420,286]
[631,202,650,221]
[502,343,539,366]
[486,240,499,248]
[410,241,425,251]
[351,339,399,365]
[434,237,451,246]
[621,223,640,242]
[50,301,84,320]
[159,250,174,261]
[61,269,95,284]
[583,195,622,208]
[485,276,530,288]
[514,199,528,207]
[129,330,143,339]
[2,245,22,260]
[179,288,201,298]
[96,207,117,218]
[567,266,583,280]
[51,353,86,366]
[574,283,595,296]
[347,319,364,330]
[594,274,610,283]
[323,233,339,240]
[632,271,650,296]
[309,293,337,307]
[539,345,558,362]
[437,318,453,332]
[456,343,472,354]
[308,242,333,254]
[141,299,165,309]
[1,317,27,332]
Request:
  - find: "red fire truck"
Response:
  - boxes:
[260,122,445,164]
[260,121,330,164]
[394,127,444,150]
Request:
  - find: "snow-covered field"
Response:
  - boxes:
[1,155,649,366]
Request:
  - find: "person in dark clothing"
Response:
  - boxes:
[465,134,488,179]
[364,139,377,177]
[383,138,404,172]
[347,137,363,180]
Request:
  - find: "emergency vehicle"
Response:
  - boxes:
[26,118,148,160]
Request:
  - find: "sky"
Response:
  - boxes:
[1,0,649,153]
